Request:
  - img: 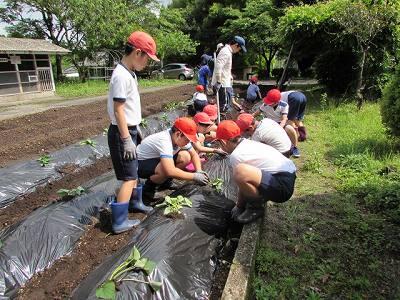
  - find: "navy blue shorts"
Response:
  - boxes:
[194,99,208,112]
[108,124,138,181]
[287,92,307,121]
[138,153,179,179]
[258,171,296,203]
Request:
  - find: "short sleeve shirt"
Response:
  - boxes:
[107,64,142,126]
[229,139,296,174]
[246,84,260,101]
[137,129,192,160]
[252,118,291,153]
[258,101,289,123]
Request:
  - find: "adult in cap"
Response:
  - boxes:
[211,36,247,115]
[137,117,210,197]
[107,31,159,234]
[216,120,296,224]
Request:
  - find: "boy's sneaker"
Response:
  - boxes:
[291,147,301,158]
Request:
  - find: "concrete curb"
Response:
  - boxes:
[221,216,263,300]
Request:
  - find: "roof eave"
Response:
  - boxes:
[0,50,71,55]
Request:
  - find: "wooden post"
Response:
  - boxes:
[277,42,294,90]
[14,61,23,94]
[48,55,56,92]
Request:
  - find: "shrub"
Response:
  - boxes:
[380,67,400,137]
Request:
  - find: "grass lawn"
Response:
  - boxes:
[253,89,400,299]
[55,78,184,98]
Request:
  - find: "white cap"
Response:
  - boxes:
[216,43,224,50]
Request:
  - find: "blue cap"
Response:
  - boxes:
[234,36,247,53]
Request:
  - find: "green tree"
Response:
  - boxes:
[0,0,158,81]
[223,0,280,78]
[334,1,393,108]
[381,67,400,137]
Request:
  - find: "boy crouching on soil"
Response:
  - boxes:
[137,117,210,197]
[215,120,297,224]
[107,31,159,234]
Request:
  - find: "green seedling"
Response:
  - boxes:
[165,101,185,111]
[255,114,264,121]
[57,186,86,198]
[210,177,224,193]
[140,118,148,129]
[103,127,109,136]
[37,154,51,167]
[155,195,192,216]
[160,113,170,125]
[80,139,96,147]
[96,246,161,300]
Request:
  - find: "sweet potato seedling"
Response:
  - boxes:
[210,177,224,193]
[140,118,148,129]
[155,195,192,216]
[80,139,96,147]
[96,246,161,300]
[57,186,86,198]
[37,154,51,167]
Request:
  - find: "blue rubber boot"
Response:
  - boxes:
[111,201,140,234]
[129,184,154,214]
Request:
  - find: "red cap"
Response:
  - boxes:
[196,85,204,92]
[174,117,198,142]
[216,120,241,141]
[194,112,214,125]
[236,113,254,133]
[127,31,159,62]
[263,89,281,105]
[203,104,218,121]
[250,76,258,83]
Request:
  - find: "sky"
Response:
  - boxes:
[0,0,172,36]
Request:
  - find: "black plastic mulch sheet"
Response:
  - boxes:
[0,109,185,210]
[0,172,119,299]
[72,185,235,300]
[204,155,238,202]
[0,135,109,209]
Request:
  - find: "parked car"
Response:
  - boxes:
[151,63,194,80]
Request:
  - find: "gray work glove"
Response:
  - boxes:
[214,82,222,92]
[193,171,210,186]
[231,205,244,220]
[214,148,228,156]
[122,136,137,160]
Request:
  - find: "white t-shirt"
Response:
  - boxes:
[212,45,233,87]
[137,129,192,160]
[259,101,289,123]
[252,118,291,153]
[192,92,207,102]
[107,63,142,126]
[229,139,296,174]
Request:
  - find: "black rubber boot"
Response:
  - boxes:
[158,178,179,191]
[235,198,264,224]
[142,179,157,200]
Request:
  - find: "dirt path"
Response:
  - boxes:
[0,84,193,168]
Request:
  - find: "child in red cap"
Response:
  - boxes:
[192,112,227,156]
[236,113,291,157]
[243,76,262,112]
[216,120,296,224]
[107,31,159,234]
[192,85,208,113]
[253,89,301,158]
[137,117,210,197]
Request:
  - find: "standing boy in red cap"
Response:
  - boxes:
[137,117,210,197]
[253,89,301,157]
[236,113,292,157]
[107,31,159,234]
[216,120,296,224]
